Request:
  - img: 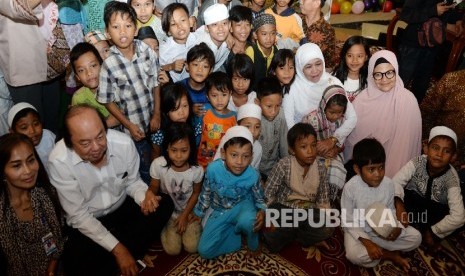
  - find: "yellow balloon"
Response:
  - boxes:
[340,1,353,14]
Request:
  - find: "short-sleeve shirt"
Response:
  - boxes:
[72,86,110,118]
[197,104,237,169]
[150,156,204,217]
[97,40,158,135]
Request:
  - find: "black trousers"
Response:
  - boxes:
[404,189,449,233]
[62,193,174,276]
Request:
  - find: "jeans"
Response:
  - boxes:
[134,138,152,185]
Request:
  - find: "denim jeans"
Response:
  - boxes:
[134,138,152,185]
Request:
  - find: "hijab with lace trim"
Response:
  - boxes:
[283,43,342,128]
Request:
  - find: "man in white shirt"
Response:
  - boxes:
[48,105,174,276]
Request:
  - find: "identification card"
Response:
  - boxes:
[42,232,58,256]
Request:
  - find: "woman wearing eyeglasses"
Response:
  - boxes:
[344,50,422,178]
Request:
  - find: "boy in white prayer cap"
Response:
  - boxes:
[393,126,465,254]
[196,3,231,72]
[194,126,266,259]
[214,103,262,169]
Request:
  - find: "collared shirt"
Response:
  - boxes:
[97,40,158,135]
[265,156,330,209]
[48,130,148,252]
[245,43,275,70]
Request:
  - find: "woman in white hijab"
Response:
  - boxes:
[283,43,357,156]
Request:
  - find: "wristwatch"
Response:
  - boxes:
[329,136,339,147]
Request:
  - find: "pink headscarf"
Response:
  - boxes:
[344,50,422,177]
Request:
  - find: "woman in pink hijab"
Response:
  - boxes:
[344,50,422,178]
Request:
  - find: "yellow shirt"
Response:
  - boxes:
[245,43,275,69]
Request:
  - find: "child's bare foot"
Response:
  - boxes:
[383,250,410,272]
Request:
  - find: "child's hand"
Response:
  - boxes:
[173,59,185,73]
[128,123,145,141]
[150,113,161,132]
[226,33,235,49]
[395,200,409,227]
[158,70,170,85]
[360,238,383,260]
[190,213,202,224]
[385,227,402,241]
[253,210,265,232]
[174,214,189,234]
[193,103,206,117]
[140,190,161,215]
[316,139,335,156]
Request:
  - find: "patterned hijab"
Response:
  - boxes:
[303,85,346,140]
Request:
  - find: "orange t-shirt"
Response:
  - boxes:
[197,104,237,169]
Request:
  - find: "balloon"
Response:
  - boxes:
[352,0,365,14]
[378,0,385,6]
[331,2,341,14]
[335,0,346,5]
[382,0,393,12]
[363,0,372,10]
[370,0,378,8]
[340,1,352,14]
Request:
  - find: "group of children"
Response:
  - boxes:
[5,0,465,272]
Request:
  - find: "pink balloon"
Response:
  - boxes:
[352,0,365,14]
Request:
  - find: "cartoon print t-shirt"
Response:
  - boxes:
[150,156,204,217]
[197,104,237,169]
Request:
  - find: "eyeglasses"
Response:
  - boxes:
[373,70,396,80]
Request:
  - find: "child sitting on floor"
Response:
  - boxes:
[150,122,203,255]
[393,126,465,253]
[342,138,421,272]
[194,126,266,259]
[302,85,349,200]
[263,123,333,252]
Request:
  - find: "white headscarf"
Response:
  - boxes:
[283,43,342,128]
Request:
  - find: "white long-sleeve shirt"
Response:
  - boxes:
[392,155,465,238]
[341,175,398,241]
[48,130,148,251]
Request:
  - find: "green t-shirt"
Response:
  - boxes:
[71,86,110,118]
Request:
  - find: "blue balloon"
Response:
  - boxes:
[370,0,378,7]
[364,0,372,9]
